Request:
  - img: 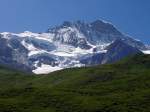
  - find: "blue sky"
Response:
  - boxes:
[0,0,150,44]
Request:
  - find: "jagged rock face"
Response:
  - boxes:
[90,20,122,35]
[0,38,13,58]
[79,39,142,65]
[0,37,31,72]
[101,39,142,64]
[47,20,146,50]
[0,20,148,74]
[79,53,105,65]
[24,37,56,52]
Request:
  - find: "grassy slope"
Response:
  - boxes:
[0,54,150,112]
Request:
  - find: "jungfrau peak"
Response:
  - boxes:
[0,19,148,74]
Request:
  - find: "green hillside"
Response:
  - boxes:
[0,54,150,112]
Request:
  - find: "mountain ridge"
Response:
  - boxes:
[0,19,149,74]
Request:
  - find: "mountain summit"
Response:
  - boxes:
[0,20,148,74]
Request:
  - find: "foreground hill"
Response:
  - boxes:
[0,54,150,112]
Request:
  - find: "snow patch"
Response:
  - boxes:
[51,51,75,57]
[28,50,46,57]
[142,50,150,54]
[33,64,63,74]
[21,40,37,51]
[18,31,39,37]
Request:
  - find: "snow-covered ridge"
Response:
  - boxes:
[0,30,110,74]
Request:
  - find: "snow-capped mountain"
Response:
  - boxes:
[0,20,148,74]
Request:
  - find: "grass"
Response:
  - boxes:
[0,54,150,112]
